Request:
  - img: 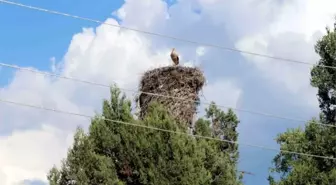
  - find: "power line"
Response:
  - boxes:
[239,171,255,176]
[1,1,335,127]
[1,62,334,128]
[0,98,335,160]
[1,0,336,70]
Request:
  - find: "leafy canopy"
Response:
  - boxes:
[48,85,242,185]
[268,20,336,185]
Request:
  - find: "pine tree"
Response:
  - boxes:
[48,85,242,185]
[47,127,122,185]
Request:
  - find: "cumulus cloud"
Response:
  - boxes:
[202,79,242,108]
[0,125,72,185]
[235,0,336,108]
[235,32,321,108]
[0,17,172,184]
[0,1,241,184]
[1,0,334,184]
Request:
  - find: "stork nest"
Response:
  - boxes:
[137,65,205,128]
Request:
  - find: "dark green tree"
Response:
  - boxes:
[47,127,122,185]
[268,20,336,185]
[194,102,241,184]
[311,21,336,123]
[48,85,242,185]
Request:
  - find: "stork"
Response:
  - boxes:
[170,48,179,66]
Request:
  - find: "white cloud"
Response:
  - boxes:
[3,0,333,184]
[269,0,335,37]
[0,18,171,185]
[0,125,73,185]
[114,0,169,30]
[196,46,206,57]
[202,79,242,109]
[235,0,335,108]
[0,1,242,184]
[235,32,318,94]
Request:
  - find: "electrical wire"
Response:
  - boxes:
[1,62,334,128]
[0,98,335,160]
[1,0,335,127]
[1,0,336,70]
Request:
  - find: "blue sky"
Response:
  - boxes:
[0,0,123,69]
[0,0,335,185]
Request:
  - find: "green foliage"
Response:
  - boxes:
[269,120,336,185]
[311,21,336,123]
[48,85,241,185]
[194,102,241,184]
[204,103,239,158]
[195,102,242,184]
[268,20,336,185]
[47,127,122,185]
